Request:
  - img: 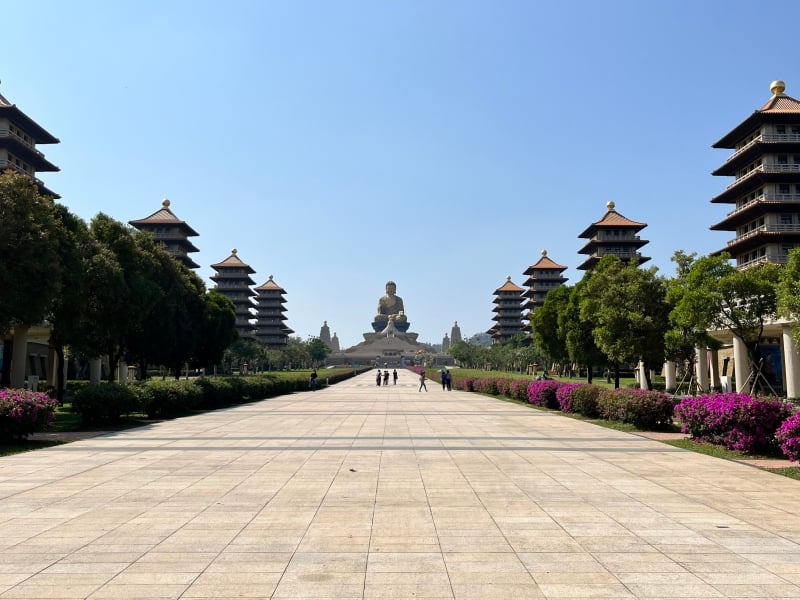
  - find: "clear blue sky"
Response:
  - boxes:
[4,0,799,349]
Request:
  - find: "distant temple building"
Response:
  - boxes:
[0,89,60,198]
[211,249,256,339]
[441,333,450,352]
[710,80,800,268]
[330,332,340,353]
[577,201,650,270]
[522,249,568,321]
[319,321,332,348]
[450,321,463,344]
[253,276,292,348]
[488,277,526,344]
[0,87,60,388]
[129,199,200,269]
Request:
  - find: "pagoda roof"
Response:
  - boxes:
[494,276,524,294]
[211,249,255,272]
[129,199,200,236]
[254,275,286,293]
[0,93,60,144]
[713,82,800,148]
[578,202,646,238]
[523,250,567,274]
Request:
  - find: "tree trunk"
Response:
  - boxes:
[55,346,66,405]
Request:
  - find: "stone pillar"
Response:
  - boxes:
[664,361,677,393]
[117,361,128,383]
[47,347,58,388]
[89,358,102,385]
[733,336,750,393]
[696,346,709,394]
[782,326,800,399]
[10,325,29,389]
[709,349,721,391]
[638,360,647,389]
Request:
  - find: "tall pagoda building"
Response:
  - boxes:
[522,249,568,321]
[319,321,332,348]
[577,202,650,271]
[254,275,293,348]
[129,199,200,269]
[0,89,60,198]
[211,249,256,339]
[488,276,526,344]
[710,80,800,268]
[450,321,463,344]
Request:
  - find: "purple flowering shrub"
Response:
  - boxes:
[494,379,513,397]
[570,384,601,417]
[555,383,582,413]
[597,388,674,430]
[776,412,800,462]
[0,389,59,440]
[675,393,794,453]
[527,380,560,408]
[456,377,476,392]
[472,378,500,395]
[508,379,534,401]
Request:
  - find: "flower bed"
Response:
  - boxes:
[0,389,59,440]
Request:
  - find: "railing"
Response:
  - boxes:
[726,164,800,190]
[591,250,643,259]
[727,133,800,163]
[737,253,789,269]
[0,128,44,156]
[728,223,800,245]
[726,193,800,217]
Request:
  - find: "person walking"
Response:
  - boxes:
[418,369,428,392]
[383,370,390,386]
[440,369,447,391]
[445,369,452,391]
[392,369,398,385]
[376,369,382,386]
[310,369,318,391]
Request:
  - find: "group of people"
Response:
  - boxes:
[440,369,452,391]
[376,369,398,386]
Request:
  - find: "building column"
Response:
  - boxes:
[733,336,750,393]
[117,361,128,384]
[664,361,677,393]
[10,325,29,389]
[782,326,800,399]
[709,349,721,391]
[47,347,58,388]
[638,360,647,389]
[696,346,709,393]
[89,358,102,385]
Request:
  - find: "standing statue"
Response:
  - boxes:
[373,281,410,332]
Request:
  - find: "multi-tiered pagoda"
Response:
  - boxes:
[522,249,568,322]
[254,276,293,348]
[577,202,650,271]
[0,90,60,198]
[488,277,526,344]
[129,199,200,269]
[710,80,800,267]
[211,249,256,339]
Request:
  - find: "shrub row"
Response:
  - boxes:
[72,370,364,423]
[0,389,59,440]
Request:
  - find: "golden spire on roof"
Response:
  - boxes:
[541,249,548,257]
[162,198,170,208]
[231,248,237,255]
[771,80,786,96]
[606,200,616,211]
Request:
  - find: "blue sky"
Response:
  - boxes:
[4,0,800,349]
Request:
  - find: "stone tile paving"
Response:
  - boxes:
[2,370,800,598]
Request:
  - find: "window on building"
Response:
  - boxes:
[780,214,793,225]
[778,155,789,164]
[780,184,791,194]
[777,126,787,134]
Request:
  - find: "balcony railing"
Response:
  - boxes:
[0,128,44,156]
[726,164,800,190]
[726,193,800,217]
[729,223,800,246]
[726,134,800,162]
[737,252,790,269]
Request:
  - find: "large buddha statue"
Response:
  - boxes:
[372,281,410,332]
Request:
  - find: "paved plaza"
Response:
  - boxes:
[2,370,800,599]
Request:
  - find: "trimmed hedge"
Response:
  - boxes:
[597,388,674,430]
[0,389,59,439]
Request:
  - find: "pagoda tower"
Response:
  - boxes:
[319,321,332,348]
[450,321,463,344]
[577,201,650,271]
[710,80,800,268]
[522,249,568,320]
[0,89,60,198]
[442,333,450,352]
[211,249,256,339]
[488,276,525,344]
[129,199,200,269]
[330,332,340,353]
[254,275,293,348]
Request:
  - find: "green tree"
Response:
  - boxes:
[675,253,780,393]
[307,337,331,366]
[0,170,62,333]
[531,285,571,368]
[561,279,606,384]
[194,290,238,371]
[581,256,669,389]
